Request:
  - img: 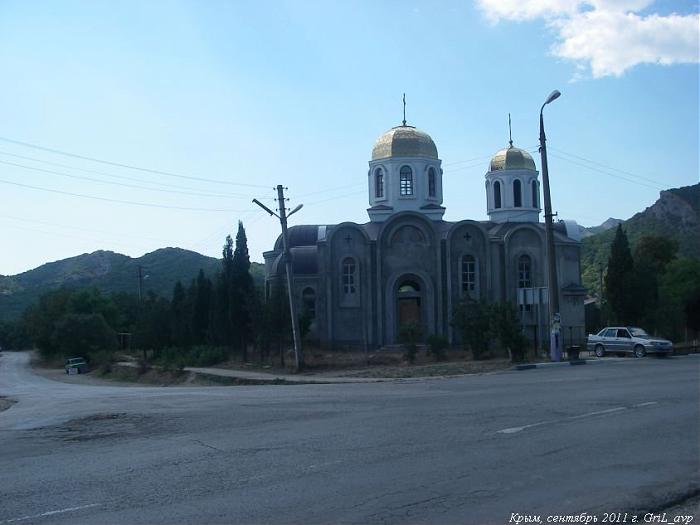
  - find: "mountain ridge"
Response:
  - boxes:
[580,183,700,296]
[0,247,264,321]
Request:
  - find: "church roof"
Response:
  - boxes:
[489,144,536,172]
[274,225,324,251]
[372,125,438,161]
[270,246,319,276]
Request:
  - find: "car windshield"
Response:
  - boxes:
[628,328,649,338]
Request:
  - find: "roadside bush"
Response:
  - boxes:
[51,313,117,360]
[426,334,449,362]
[399,322,423,364]
[491,303,529,363]
[451,298,491,360]
[154,345,229,370]
[137,358,152,375]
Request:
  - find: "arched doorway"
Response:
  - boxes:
[397,279,422,336]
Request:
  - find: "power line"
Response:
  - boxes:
[305,189,366,206]
[296,182,365,198]
[0,149,265,198]
[0,177,254,212]
[0,221,155,251]
[550,147,666,187]
[548,152,664,190]
[0,136,271,188]
[443,145,539,169]
[0,159,268,200]
[0,214,167,243]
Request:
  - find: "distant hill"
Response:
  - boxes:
[579,218,623,238]
[0,248,265,322]
[581,183,700,296]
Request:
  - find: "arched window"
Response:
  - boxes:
[428,167,436,197]
[302,287,316,319]
[513,179,522,208]
[494,181,502,209]
[531,180,538,208]
[462,255,476,293]
[342,258,357,295]
[375,168,384,199]
[518,255,531,288]
[400,166,413,196]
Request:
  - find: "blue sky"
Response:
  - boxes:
[0,0,698,275]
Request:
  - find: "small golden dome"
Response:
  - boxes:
[489,144,536,171]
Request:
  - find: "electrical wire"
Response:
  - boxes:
[0,136,271,188]
[548,153,663,190]
[0,149,267,199]
[0,214,167,243]
[0,177,255,212]
[305,189,366,206]
[0,159,269,200]
[550,147,666,187]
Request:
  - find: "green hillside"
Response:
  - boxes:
[581,183,700,296]
[0,248,265,321]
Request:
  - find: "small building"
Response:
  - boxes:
[264,121,585,349]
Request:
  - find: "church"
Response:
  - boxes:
[263,119,586,350]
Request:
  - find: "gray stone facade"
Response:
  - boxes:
[263,123,586,350]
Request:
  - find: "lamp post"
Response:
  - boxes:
[539,89,562,361]
[253,187,305,372]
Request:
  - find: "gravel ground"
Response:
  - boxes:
[328,358,514,378]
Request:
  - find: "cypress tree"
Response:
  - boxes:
[231,221,254,361]
[171,280,191,347]
[210,236,235,347]
[605,225,634,324]
[191,269,212,345]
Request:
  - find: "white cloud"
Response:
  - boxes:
[476,0,700,78]
[476,0,582,22]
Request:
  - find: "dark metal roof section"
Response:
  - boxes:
[274,225,323,251]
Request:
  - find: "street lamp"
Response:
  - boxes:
[539,89,562,361]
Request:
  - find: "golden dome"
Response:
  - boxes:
[372,126,438,161]
[489,144,536,171]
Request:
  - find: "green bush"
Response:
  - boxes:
[451,299,491,360]
[399,322,423,364]
[155,345,229,370]
[50,313,117,360]
[426,334,449,361]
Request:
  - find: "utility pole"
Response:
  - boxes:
[599,262,605,326]
[137,265,144,303]
[539,89,562,361]
[253,186,304,372]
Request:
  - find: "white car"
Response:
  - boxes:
[586,327,673,358]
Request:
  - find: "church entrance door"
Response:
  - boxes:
[396,279,423,338]
[398,297,421,326]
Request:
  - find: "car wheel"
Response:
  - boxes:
[595,344,605,358]
[634,345,646,358]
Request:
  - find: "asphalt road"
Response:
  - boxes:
[1,351,698,525]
